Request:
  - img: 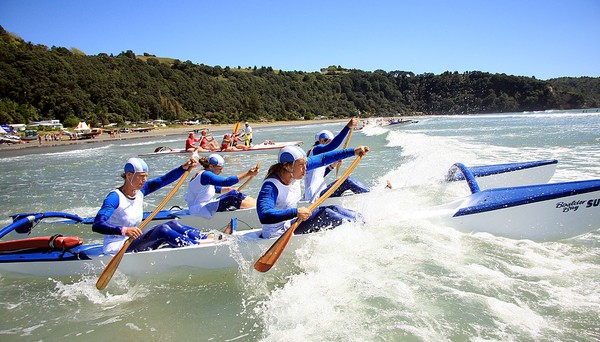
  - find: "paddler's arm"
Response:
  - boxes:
[92,192,122,235]
[256,181,298,224]
[323,161,342,177]
[200,171,238,194]
[142,158,197,195]
[92,192,143,239]
[306,148,355,171]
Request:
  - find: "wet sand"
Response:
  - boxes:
[0,119,346,158]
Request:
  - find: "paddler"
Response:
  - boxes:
[92,157,205,254]
[257,145,369,239]
[198,130,220,151]
[303,118,370,203]
[184,154,258,218]
[185,132,201,152]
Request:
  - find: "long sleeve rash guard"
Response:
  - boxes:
[92,166,187,235]
[257,148,355,225]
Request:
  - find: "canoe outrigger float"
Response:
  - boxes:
[137,140,304,157]
[431,162,600,241]
[445,159,557,190]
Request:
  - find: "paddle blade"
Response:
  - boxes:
[253,228,294,272]
[96,238,132,290]
[254,155,363,272]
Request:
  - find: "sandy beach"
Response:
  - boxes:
[0,119,347,158]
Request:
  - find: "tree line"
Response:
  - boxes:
[0,25,598,128]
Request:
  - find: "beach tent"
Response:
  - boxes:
[74,122,91,131]
[0,126,6,134]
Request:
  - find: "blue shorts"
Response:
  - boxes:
[216,190,247,212]
[294,205,364,235]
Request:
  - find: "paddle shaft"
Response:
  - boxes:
[232,122,240,137]
[254,155,363,272]
[237,162,260,192]
[96,168,192,290]
[336,127,354,178]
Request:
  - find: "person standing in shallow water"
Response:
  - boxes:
[242,122,253,147]
[92,157,206,254]
[257,145,369,239]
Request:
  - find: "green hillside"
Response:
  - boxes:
[1,25,598,127]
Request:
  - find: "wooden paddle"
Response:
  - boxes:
[335,126,354,178]
[96,166,194,291]
[237,162,261,192]
[254,155,363,273]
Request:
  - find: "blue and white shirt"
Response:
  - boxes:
[184,170,239,218]
[303,125,351,202]
[257,148,355,238]
[92,166,187,254]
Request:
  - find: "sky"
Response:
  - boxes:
[1,0,599,80]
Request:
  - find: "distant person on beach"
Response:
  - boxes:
[185,154,258,218]
[303,118,370,203]
[92,157,208,254]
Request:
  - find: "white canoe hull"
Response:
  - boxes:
[0,229,311,277]
[430,180,600,241]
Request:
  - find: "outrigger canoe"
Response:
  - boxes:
[138,140,303,157]
[1,160,598,277]
[5,160,561,234]
[430,162,600,241]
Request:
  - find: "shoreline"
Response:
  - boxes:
[0,119,347,158]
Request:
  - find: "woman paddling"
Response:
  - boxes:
[303,118,370,203]
[257,145,369,239]
[184,154,258,218]
[92,157,205,254]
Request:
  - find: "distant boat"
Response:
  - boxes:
[0,134,23,144]
[131,127,155,133]
[356,117,418,130]
[138,140,304,157]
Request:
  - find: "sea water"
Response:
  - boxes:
[0,110,599,341]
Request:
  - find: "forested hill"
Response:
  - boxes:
[1,25,598,127]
